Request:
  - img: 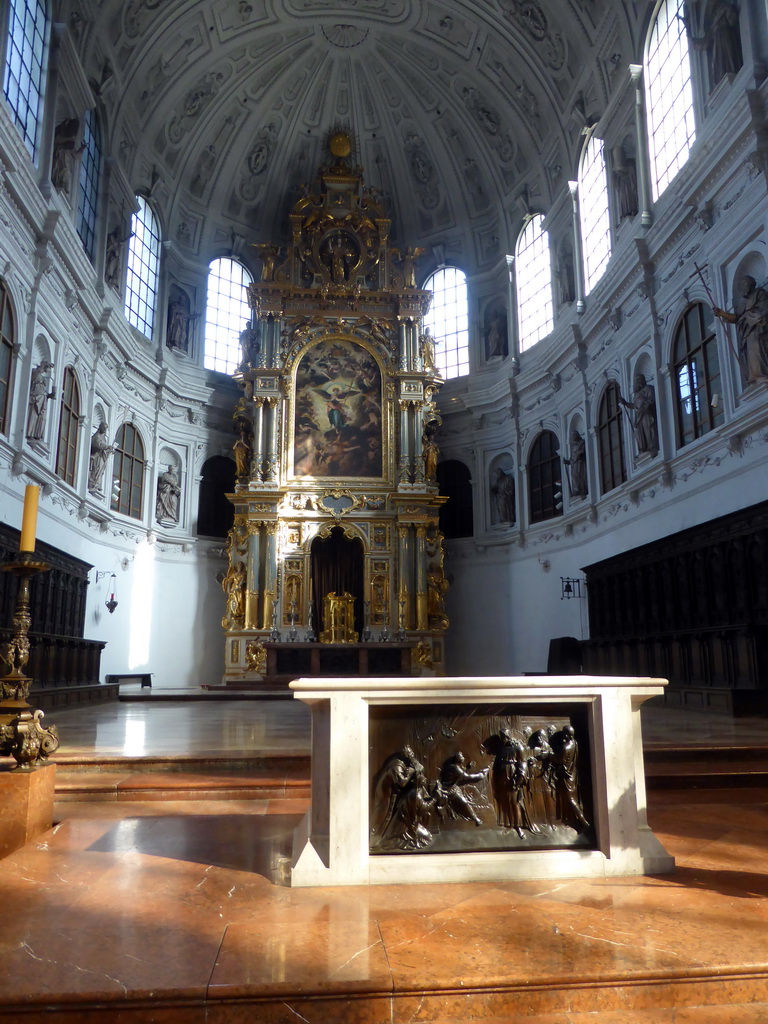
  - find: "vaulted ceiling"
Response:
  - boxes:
[66,0,644,271]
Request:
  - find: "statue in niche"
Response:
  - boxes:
[485,309,508,359]
[320,232,358,284]
[239,320,261,367]
[255,244,279,282]
[155,465,181,524]
[233,425,252,478]
[483,729,540,837]
[419,328,436,373]
[221,561,246,628]
[166,286,197,352]
[422,432,439,483]
[422,416,440,482]
[490,466,516,524]
[550,725,590,833]
[433,752,489,826]
[611,143,639,220]
[557,243,575,305]
[26,361,55,440]
[620,373,659,457]
[88,422,114,495]
[104,222,132,290]
[563,430,588,499]
[401,247,425,288]
[714,275,768,386]
[687,1,742,86]
[51,119,83,193]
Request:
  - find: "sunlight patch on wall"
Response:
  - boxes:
[128,540,155,668]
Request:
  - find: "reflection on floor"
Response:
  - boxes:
[0,694,767,1022]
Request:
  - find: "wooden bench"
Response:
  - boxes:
[105,673,153,689]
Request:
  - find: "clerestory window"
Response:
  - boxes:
[3,0,48,162]
[422,268,470,380]
[125,197,161,339]
[516,215,554,352]
[646,0,696,201]
[578,133,612,295]
[204,258,254,375]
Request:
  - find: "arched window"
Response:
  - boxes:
[197,455,236,537]
[125,197,161,338]
[0,279,15,435]
[435,460,473,538]
[111,422,145,520]
[422,268,469,380]
[646,0,696,201]
[673,303,723,447]
[3,0,48,162]
[55,367,80,486]
[528,430,563,523]
[204,258,254,374]
[516,215,553,352]
[579,132,612,295]
[597,381,626,494]
[76,108,101,261]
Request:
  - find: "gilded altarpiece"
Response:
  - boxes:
[220,135,448,687]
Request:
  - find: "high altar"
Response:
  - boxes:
[221,133,448,687]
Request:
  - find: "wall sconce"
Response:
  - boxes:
[561,577,586,600]
[95,570,118,613]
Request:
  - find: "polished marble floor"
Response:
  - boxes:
[46,687,768,760]
[1,694,767,1022]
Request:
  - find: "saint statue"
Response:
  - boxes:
[155,465,181,523]
[88,422,114,495]
[714,275,768,386]
[26,361,55,440]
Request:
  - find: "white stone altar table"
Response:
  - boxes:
[289,675,674,887]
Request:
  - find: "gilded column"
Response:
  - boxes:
[415,524,428,631]
[398,400,411,483]
[414,404,426,484]
[245,522,261,629]
[406,319,418,371]
[398,319,408,371]
[397,524,412,631]
[262,522,279,630]
[252,397,265,482]
[265,396,279,482]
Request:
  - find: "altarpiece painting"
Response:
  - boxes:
[293,339,383,478]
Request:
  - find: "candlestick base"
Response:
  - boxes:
[0,555,59,769]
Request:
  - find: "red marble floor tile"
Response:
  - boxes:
[208,909,392,998]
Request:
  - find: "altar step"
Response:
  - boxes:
[644,744,768,789]
[53,753,311,812]
[50,741,768,816]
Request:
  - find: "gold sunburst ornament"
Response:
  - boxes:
[329,131,352,159]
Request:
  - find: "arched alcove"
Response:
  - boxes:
[310,526,364,635]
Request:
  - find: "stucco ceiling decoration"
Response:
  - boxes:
[71,0,633,270]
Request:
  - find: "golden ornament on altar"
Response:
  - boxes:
[329,131,351,158]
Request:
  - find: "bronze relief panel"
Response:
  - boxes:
[369,703,594,855]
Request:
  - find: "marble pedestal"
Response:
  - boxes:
[290,675,674,887]
[0,762,56,858]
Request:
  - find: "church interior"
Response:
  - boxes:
[2,0,768,1019]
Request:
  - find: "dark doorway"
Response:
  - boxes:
[310,527,364,636]
[197,456,236,537]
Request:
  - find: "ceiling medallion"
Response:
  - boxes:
[322,24,370,48]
